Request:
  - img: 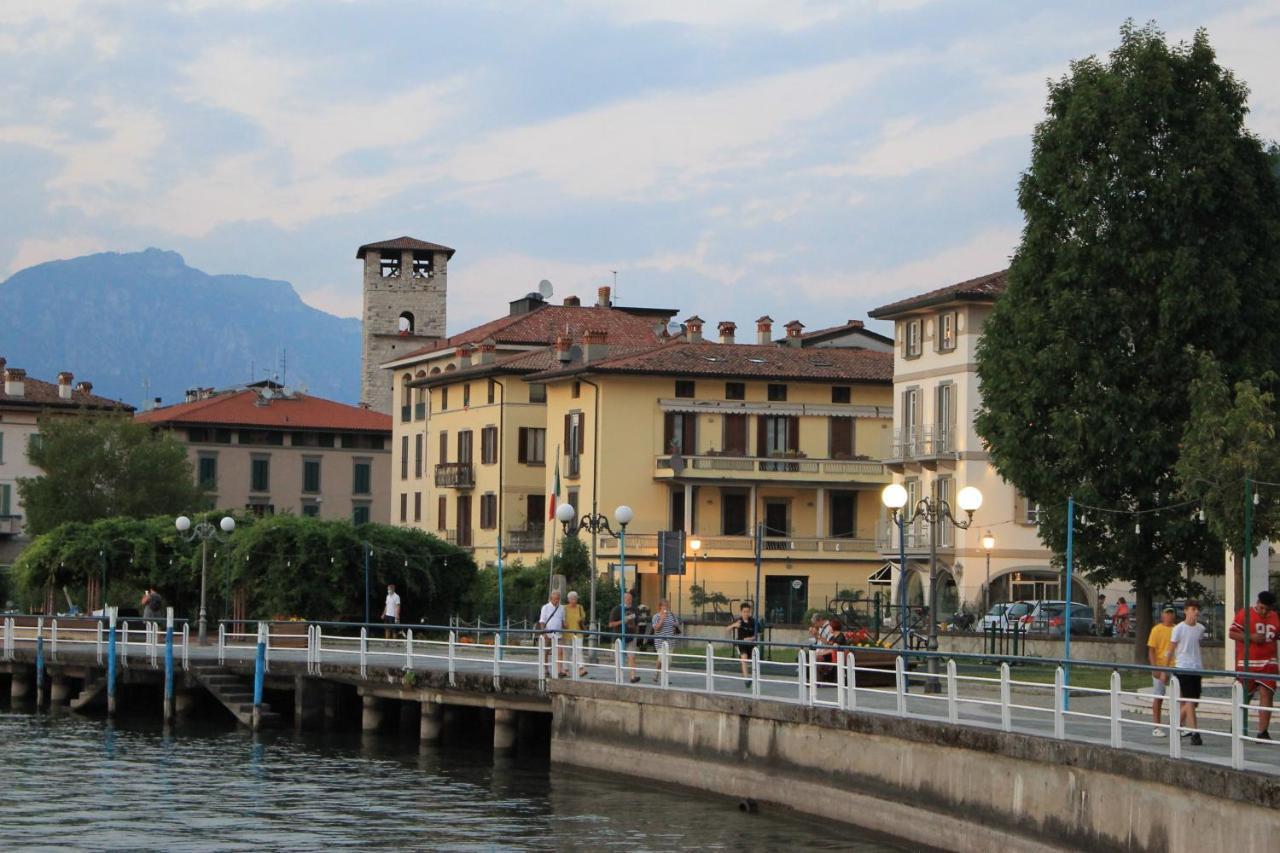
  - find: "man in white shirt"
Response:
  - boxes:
[383,584,401,639]
[1169,600,1207,747]
[539,590,566,676]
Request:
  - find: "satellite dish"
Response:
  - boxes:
[538,279,554,298]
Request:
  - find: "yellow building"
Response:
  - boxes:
[381,287,674,563]
[524,315,894,623]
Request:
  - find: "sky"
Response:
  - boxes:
[3,1,1279,337]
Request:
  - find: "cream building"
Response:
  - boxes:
[870,272,1130,616]
[0,359,132,574]
[136,383,391,523]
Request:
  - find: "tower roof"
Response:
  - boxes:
[356,236,456,259]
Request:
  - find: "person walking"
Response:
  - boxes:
[1113,597,1131,638]
[563,591,588,677]
[608,591,640,683]
[1230,590,1280,740]
[1146,606,1177,736]
[141,588,164,622]
[538,589,566,677]
[650,598,680,683]
[729,601,760,689]
[382,583,401,639]
[1170,600,1207,746]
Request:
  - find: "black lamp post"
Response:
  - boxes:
[176,514,236,644]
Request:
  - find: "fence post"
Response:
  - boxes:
[1109,670,1122,748]
[837,651,848,711]
[660,641,670,689]
[572,637,583,681]
[493,632,502,689]
[263,624,271,673]
[448,631,457,686]
[894,654,906,716]
[847,650,858,711]
[405,628,414,671]
[704,642,714,692]
[551,636,560,680]
[807,650,818,706]
[751,646,761,699]
[106,609,118,716]
[359,627,368,679]
[121,620,129,668]
[538,635,547,692]
[946,658,958,724]
[1053,666,1065,739]
[1169,676,1181,759]
[96,619,103,665]
[163,608,175,722]
[999,662,1011,732]
[798,651,808,705]
[35,618,45,709]
[1231,680,1245,770]
[50,618,58,661]
[617,639,625,686]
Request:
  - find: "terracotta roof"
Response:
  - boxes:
[868,270,1008,319]
[408,344,665,388]
[527,340,893,384]
[780,319,894,346]
[0,373,132,411]
[135,389,390,432]
[386,304,668,366]
[356,236,456,259]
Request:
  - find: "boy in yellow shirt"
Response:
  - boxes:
[1147,606,1177,736]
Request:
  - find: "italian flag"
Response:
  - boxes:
[548,455,561,520]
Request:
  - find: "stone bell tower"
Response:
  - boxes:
[357,236,453,413]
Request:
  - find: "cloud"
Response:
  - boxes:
[297,281,361,319]
[6,236,108,275]
[447,54,905,203]
[446,252,616,331]
[573,0,938,32]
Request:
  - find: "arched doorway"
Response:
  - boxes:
[932,567,960,615]
[989,567,1091,604]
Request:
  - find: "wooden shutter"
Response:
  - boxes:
[517,427,528,463]
[663,413,676,451]
[564,413,572,453]
[830,418,853,459]
[682,414,697,455]
[439,431,448,464]
[787,416,800,452]
[437,496,447,530]
[724,415,747,455]
[756,415,767,457]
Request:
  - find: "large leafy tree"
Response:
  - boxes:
[975,23,1280,660]
[18,414,206,534]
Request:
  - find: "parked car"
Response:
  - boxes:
[1020,601,1096,637]
[985,601,1033,631]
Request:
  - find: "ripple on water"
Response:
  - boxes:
[0,710,908,852]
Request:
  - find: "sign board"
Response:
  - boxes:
[658,530,687,575]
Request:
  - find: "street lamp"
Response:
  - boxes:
[176,514,236,645]
[981,531,996,615]
[557,503,627,629]
[881,483,982,693]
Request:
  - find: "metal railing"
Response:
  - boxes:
[655,455,886,479]
[434,462,475,488]
[1,614,191,672]
[890,424,957,459]
[598,533,877,555]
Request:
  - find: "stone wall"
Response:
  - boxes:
[550,681,1280,853]
[360,249,448,413]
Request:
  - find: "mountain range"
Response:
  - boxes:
[0,249,361,407]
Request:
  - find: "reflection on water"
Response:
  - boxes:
[0,707,908,851]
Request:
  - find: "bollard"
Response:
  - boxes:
[163,608,175,723]
[35,618,45,709]
[107,608,118,716]
[252,622,266,731]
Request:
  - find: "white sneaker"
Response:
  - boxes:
[1152,728,1166,738]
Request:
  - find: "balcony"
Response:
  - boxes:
[598,533,877,558]
[434,463,475,488]
[654,454,889,485]
[0,514,21,537]
[889,424,957,462]
[505,527,545,552]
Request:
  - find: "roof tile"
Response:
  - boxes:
[869,270,1008,318]
[135,390,390,432]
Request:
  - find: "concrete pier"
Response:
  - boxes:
[175,688,197,717]
[11,671,31,701]
[50,676,72,705]
[420,701,443,742]
[361,696,384,732]
[493,708,516,750]
[294,677,322,731]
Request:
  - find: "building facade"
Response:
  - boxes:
[869,272,1127,615]
[358,236,453,414]
[136,384,391,523]
[0,359,133,575]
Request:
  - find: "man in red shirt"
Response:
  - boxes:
[1231,590,1280,739]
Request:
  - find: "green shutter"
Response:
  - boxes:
[0,484,10,516]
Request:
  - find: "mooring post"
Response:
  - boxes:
[163,607,175,722]
[252,621,266,731]
[107,607,118,716]
[35,618,45,709]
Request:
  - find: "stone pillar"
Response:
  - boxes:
[175,688,197,717]
[361,695,384,732]
[50,676,72,705]
[10,671,31,702]
[294,676,322,731]
[323,683,341,729]
[493,708,517,750]
[420,701,443,742]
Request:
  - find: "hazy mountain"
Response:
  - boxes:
[0,249,361,407]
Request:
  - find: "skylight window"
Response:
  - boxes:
[747,357,768,364]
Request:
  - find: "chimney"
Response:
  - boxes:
[478,338,497,365]
[718,321,736,345]
[684,316,704,343]
[57,371,73,400]
[848,319,864,329]
[564,295,581,307]
[582,330,609,362]
[4,368,26,398]
[784,320,805,347]
[75,381,93,395]
[554,334,573,363]
[0,357,6,375]
[756,315,773,346]
[459,344,475,369]
[152,397,162,410]
[185,388,198,403]
[596,286,612,307]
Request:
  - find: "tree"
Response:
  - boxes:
[974,23,1280,661]
[18,415,206,534]
[1176,354,1280,603]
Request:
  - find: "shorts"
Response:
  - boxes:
[735,642,756,657]
[382,615,398,625]
[1179,674,1202,700]
[1239,663,1279,696]
[1151,676,1166,697]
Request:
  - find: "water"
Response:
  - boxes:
[0,710,909,852]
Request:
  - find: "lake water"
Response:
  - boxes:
[0,708,910,851]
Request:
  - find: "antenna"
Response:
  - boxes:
[280,348,288,386]
[610,269,618,302]
[538,279,553,299]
